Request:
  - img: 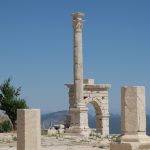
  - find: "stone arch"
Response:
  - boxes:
[85,97,109,135]
[65,80,111,136]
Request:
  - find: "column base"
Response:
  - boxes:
[110,143,150,150]
[65,127,91,137]
[65,106,90,136]
[111,133,150,150]
[117,133,150,143]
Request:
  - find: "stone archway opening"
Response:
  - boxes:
[86,103,96,129]
[86,100,103,133]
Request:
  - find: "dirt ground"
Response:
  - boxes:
[0,133,110,150]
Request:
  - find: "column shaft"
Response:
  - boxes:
[72,13,84,106]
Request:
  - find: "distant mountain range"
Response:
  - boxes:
[41,110,150,135]
[41,110,68,128]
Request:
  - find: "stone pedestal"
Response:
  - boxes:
[17,109,41,150]
[65,106,90,136]
[111,143,150,150]
[110,86,150,150]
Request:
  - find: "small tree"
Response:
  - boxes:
[0,78,28,129]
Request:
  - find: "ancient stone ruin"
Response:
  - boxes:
[110,86,150,150]
[17,109,41,150]
[65,79,110,136]
[65,12,111,136]
[16,12,150,150]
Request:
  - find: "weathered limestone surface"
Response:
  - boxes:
[67,107,89,136]
[65,79,111,136]
[110,86,150,150]
[110,143,150,150]
[83,79,94,85]
[17,109,41,150]
[119,86,150,143]
[72,12,84,107]
[64,12,89,136]
[121,86,146,135]
[65,13,111,136]
[111,143,134,150]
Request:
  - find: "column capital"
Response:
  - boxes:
[72,12,85,32]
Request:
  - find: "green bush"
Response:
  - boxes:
[0,78,28,129]
[0,120,13,132]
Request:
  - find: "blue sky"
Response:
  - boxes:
[0,0,150,114]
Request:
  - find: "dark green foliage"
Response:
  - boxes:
[0,120,13,132]
[0,78,28,129]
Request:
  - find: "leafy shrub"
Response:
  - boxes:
[0,78,28,129]
[0,120,13,132]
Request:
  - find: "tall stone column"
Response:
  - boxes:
[72,12,84,107]
[65,13,89,136]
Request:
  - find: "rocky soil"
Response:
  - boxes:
[0,132,111,150]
